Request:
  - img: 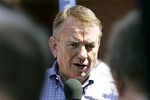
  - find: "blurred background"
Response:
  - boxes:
[0,0,138,59]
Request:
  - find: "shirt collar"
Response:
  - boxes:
[48,60,58,78]
[47,60,98,85]
[88,59,101,81]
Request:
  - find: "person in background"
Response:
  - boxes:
[0,4,50,100]
[0,0,21,10]
[105,10,150,100]
[40,5,118,100]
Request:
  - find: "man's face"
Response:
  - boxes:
[50,17,101,83]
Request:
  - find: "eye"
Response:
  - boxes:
[70,43,79,48]
[85,44,94,50]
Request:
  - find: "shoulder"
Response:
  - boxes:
[93,60,113,80]
[86,60,118,99]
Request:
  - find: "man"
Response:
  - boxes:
[105,10,150,100]
[40,5,118,100]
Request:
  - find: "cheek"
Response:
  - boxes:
[88,49,99,64]
[57,48,74,73]
[57,47,65,59]
[90,48,99,58]
[57,46,72,62]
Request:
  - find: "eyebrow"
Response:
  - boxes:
[67,37,80,43]
[67,40,96,45]
[67,37,96,44]
[86,42,95,45]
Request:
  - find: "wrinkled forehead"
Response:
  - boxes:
[60,17,101,38]
[58,19,101,44]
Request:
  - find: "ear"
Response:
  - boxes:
[48,37,58,58]
[98,39,101,47]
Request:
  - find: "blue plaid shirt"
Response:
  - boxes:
[40,60,118,100]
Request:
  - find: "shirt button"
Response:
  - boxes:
[56,77,59,80]
[55,85,58,89]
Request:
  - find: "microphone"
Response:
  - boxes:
[64,78,82,100]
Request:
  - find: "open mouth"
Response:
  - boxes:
[73,63,87,71]
[74,63,86,66]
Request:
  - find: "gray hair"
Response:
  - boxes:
[53,5,102,38]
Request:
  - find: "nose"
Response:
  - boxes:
[77,46,88,60]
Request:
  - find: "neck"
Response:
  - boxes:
[58,71,68,84]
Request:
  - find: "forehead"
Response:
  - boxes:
[60,17,101,42]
